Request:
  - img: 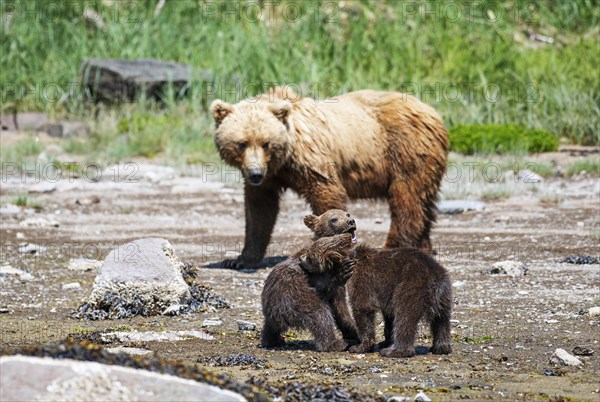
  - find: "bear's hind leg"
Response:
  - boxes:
[305,305,348,352]
[385,181,425,250]
[380,298,423,358]
[430,314,452,355]
[261,321,286,348]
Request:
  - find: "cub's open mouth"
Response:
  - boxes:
[346,228,357,244]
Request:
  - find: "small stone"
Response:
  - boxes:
[0,204,22,215]
[162,304,184,316]
[572,347,593,356]
[543,369,558,376]
[202,319,223,328]
[387,396,410,402]
[586,306,600,317]
[374,218,383,224]
[75,196,100,206]
[0,308,10,314]
[38,121,91,138]
[437,200,485,215]
[19,217,59,228]
[236,320,257,331]
[517,169,543,183]
[105,347,153,356]
[486,260,527,276]
[18,243,46,254]
[551,348,583,367]
[67,258,102,272]
[62,282,81,291]
[16,232,25,240]
[414,390,432,401]
[544,319,558,324]
[0,265,34,281]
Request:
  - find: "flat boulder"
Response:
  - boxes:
[0,355,246,402]
[80,58,213,102]
[438,200,485,215]
[76,238,191,319]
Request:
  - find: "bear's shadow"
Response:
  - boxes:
[203,256,288,271]
[261,342,431,355]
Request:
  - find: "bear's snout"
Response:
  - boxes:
[247,168,265,185]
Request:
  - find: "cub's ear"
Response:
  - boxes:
[210,100,234,127]
[269,101,292,127]
[303,214,318,231]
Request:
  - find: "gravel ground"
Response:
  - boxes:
[0,157,598,401]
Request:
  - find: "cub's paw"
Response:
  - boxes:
[222,258,258,269]
[329,339,350,352]
[431,344,452,355]
[338,258,356,283]
[348,343,374,354]
[379,346,415,358]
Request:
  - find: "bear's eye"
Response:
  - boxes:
[330,217,338,224]
[238,141,248,151]
[346,213,350,217]
[262,142,270,150]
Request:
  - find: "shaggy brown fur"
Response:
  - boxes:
[211,88,448,268]
[261,233,355,351]
[302,242,453,358]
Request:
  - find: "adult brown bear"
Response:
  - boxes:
[210,88,448,268]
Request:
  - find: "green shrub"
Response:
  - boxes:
[449,124,559,155]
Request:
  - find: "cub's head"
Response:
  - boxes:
[304,209,357,243]
[210,98,294,186]
[300,233,353,273]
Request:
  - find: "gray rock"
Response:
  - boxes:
[438,200,485,215]
[517,169,543,183]
[486,260,528,276]
[236,320,257,331]
[0,265,34,281]
[19,217,59,228]
[105,347,153,356]
[387,397,410,402]
[0,308,10,314]
[80,238,191,319]
[68,258,103,272]
[0,112,48,131]
[62,282,81,291]
[80,58,213,103]
[551,348,583,367]
[0,355,245,402]
[18,243,47,254]
[38,121,90,138]
[585,306,600,317]
[202,318,223,327]
[101,330,213,343]
[414,391,432,401]
[0,204,22,214]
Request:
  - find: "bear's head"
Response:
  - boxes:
[210,98,294,186]
[304,209,357,243]
[299,233,353,273]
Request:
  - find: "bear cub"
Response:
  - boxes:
[261,210,359,351]
[302,237,453,358]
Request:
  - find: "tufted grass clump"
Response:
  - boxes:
[449,124,559,155]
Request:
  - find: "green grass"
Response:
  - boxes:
[450,124,559,155]
[11,194,44,211]
[566,158,600,176]
[1,0,598,165]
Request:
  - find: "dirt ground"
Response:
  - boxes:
[0,154,599,401]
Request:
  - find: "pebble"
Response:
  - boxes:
[202,319,223,327]
[551,348,583,367]
[62,282,81,291]
[387,396,410,402]
[586,307,600,317]
[236,320,257,331]
[0,308,10,314]
[67,258,102,272]
[18,243,46,255]
[19,217,60,228]
[486,260,528,276]
[0,265,34,281]
[414,390,432,401]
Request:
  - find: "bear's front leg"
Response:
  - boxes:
[223,183,280,269]
[305,180,348,215]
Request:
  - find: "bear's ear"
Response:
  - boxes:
[269,101,292,127]
[304,214,318,231]
[210,100,234,127]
